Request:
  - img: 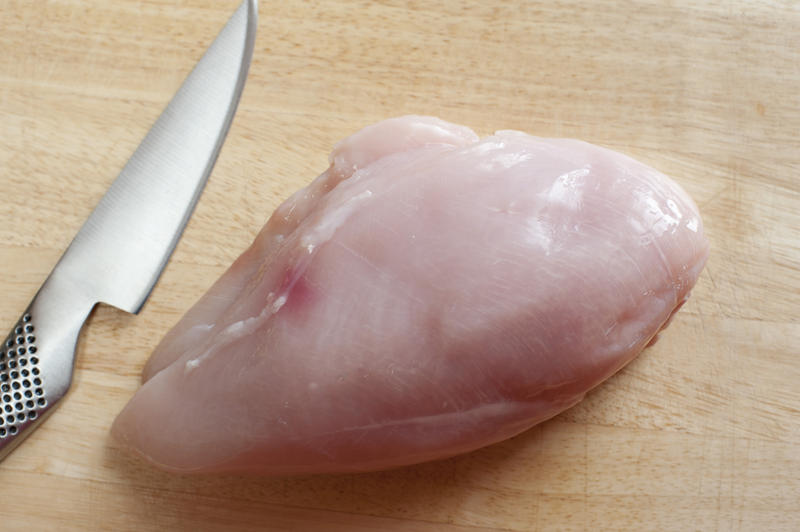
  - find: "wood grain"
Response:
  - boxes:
[1,0,798,530]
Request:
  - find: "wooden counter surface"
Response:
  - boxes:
[1,1,798,530]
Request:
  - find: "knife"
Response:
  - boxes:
[0,0,258,462]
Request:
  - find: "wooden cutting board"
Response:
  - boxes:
[1,0,798,530]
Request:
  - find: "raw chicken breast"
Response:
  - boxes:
[112,116,708,474]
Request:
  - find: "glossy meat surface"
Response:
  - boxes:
[113,116,709,474]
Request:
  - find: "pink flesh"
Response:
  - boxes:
[112,116,709,475]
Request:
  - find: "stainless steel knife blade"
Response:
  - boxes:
[0,0,258,462]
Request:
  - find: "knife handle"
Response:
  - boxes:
[0,277,94,462]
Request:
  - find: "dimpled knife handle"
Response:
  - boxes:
[0,312,45,442]
[0,281,93,462]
